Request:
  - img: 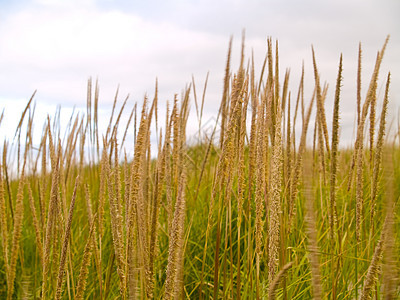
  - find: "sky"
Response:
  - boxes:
[0,0,399,153]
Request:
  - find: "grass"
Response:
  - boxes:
[0,35,399,299]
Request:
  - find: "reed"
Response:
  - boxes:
[7,160,26,300]
[329,55,342,241]
[84,184,102,299]
[370,73,390,230]
[289,91,315,227]
[268,262,293,300]
[312,47,330,156]
[254,92,265,300]
[236,80,249,299]
[360,237,384,300]
[27,182,44,265]
[357,43,362,126]
[42,122,60,299]
[55,176,79,300]
[268,103,283,284]
[126,97,152,298]
[106,153,126,292]
[75,215,96,300]
[0,164,9,287]
[304,161,323,300]
[382,150,397,299]
[164,166,187,299]
[0,35,398,300]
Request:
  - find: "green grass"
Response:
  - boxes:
[0,36,399,299]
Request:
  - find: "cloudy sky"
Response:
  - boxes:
[0,0,399,149]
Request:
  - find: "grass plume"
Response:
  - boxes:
[0,35,398,300]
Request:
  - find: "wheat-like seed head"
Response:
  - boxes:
[254,94,265,257]
[289,92,315,228]
[382,149,397,299]
[357,43,362,126]
[360,237,384,300]
[370,73,390,227]
[98,143,108,237]
[268,101,283,283]
[107,163,126,291]
[312,47,330,157]
[7,162,26,300]
[164,169,187,300]
[0,164,9,286]
[75,217,96,300]
[268,262,293,300]
[27,183,44,266]
[126,97,149,299]
[329,54,343,241]
[84,184,103,295]
[348,36,390,192]
[42,128,60,298]
[304,164,323,300]
[219,37,233,149]
[55,176,79,300]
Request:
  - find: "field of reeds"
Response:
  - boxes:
[0,36,399,299]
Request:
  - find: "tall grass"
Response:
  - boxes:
[0,35,399,299]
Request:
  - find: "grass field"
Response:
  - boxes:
[0,36,399,299]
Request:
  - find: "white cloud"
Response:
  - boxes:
[0,0,399,148]
[32,0,96,9]
[0,3,227,108]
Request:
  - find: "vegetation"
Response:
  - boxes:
[0,35,399,299]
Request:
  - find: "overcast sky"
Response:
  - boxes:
[0,0,399,149]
